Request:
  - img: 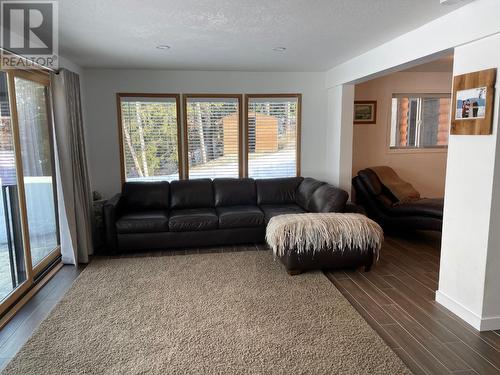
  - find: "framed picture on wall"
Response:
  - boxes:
[354,101,377,124]
[451,68,496,135]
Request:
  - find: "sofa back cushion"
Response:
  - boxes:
[295,178,326,210]
[256,177,304,205]
[122,181,169,211]
[170,179,214,209]
[309,184,348,213]
[213,178,256,207]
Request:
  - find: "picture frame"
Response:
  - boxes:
[451,68,496,135]
[354,101,377,124]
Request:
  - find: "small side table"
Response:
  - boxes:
[92,199,107,252]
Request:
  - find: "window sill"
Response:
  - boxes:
[387,147,448,155]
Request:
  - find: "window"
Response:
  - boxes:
[247,95,301,178]
[390,94,451,149]
[117,94,181,181]
[184,95,242,178]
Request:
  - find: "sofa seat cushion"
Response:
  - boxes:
[217,206,264,229]
[116,211,169,234]
[260,204,306,224]
[388,198,444,218]
[169,208,219,232]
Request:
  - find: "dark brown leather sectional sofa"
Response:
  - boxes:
[104,177,350,253]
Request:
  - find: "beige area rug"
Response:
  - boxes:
[2,251,410,374]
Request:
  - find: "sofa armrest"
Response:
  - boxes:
[103,193,123,253]
[309,184,349,213]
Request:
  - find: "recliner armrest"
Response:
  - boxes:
[103,193,123,253]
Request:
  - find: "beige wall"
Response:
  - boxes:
[353,71,452,198]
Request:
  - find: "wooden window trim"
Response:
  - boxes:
[116,93,183,184]
[245,94,302,178]
[182,94,244,179]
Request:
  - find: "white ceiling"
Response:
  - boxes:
[58,0,470,71]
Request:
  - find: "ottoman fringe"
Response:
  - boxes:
[266,213,383,260]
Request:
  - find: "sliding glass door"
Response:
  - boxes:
[0,71,28,304]
[13,75,59,269]
[0,69,59,316]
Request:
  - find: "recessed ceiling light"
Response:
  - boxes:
[156,45,171,50]
[440,0,464,5]
[272,47,286,52]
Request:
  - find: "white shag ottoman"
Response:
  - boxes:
[266,213,383,275]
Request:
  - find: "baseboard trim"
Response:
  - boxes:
[436,290,500,331]
[479,315,500,331]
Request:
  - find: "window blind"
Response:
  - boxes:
[119,96,180,181]
[185,96,241,178]
[247,96,299,179]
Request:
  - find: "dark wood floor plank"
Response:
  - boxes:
[328,276,396,325]
[478,331,500,352]
[326,270,350,280]
[392,348,429,375]
[383,276,450,321]
[383,323,452,375]
[384,305,470,372]
[0,299,56,358]
[445,341,500,375]
[386,236,441,260]
[388,272,436,300]
[384,253,439,290]
[346,272,394,306]
[437,317,500,370]
[330,283,402,351]
[356,268,394,290]
[382,287,460,343]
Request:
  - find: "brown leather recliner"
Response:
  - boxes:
[352,168,443,232]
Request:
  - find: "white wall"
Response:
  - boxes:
[436,33,500,331]
[353,72,452,198]
[83,70,327,198]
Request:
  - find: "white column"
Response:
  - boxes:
[325,84,354,192]
[436,33,500,331]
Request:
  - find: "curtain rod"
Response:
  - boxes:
[0,47,59,74]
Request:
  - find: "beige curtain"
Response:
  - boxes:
[51,69,93,264]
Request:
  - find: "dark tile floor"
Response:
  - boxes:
[327,231,500,374]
